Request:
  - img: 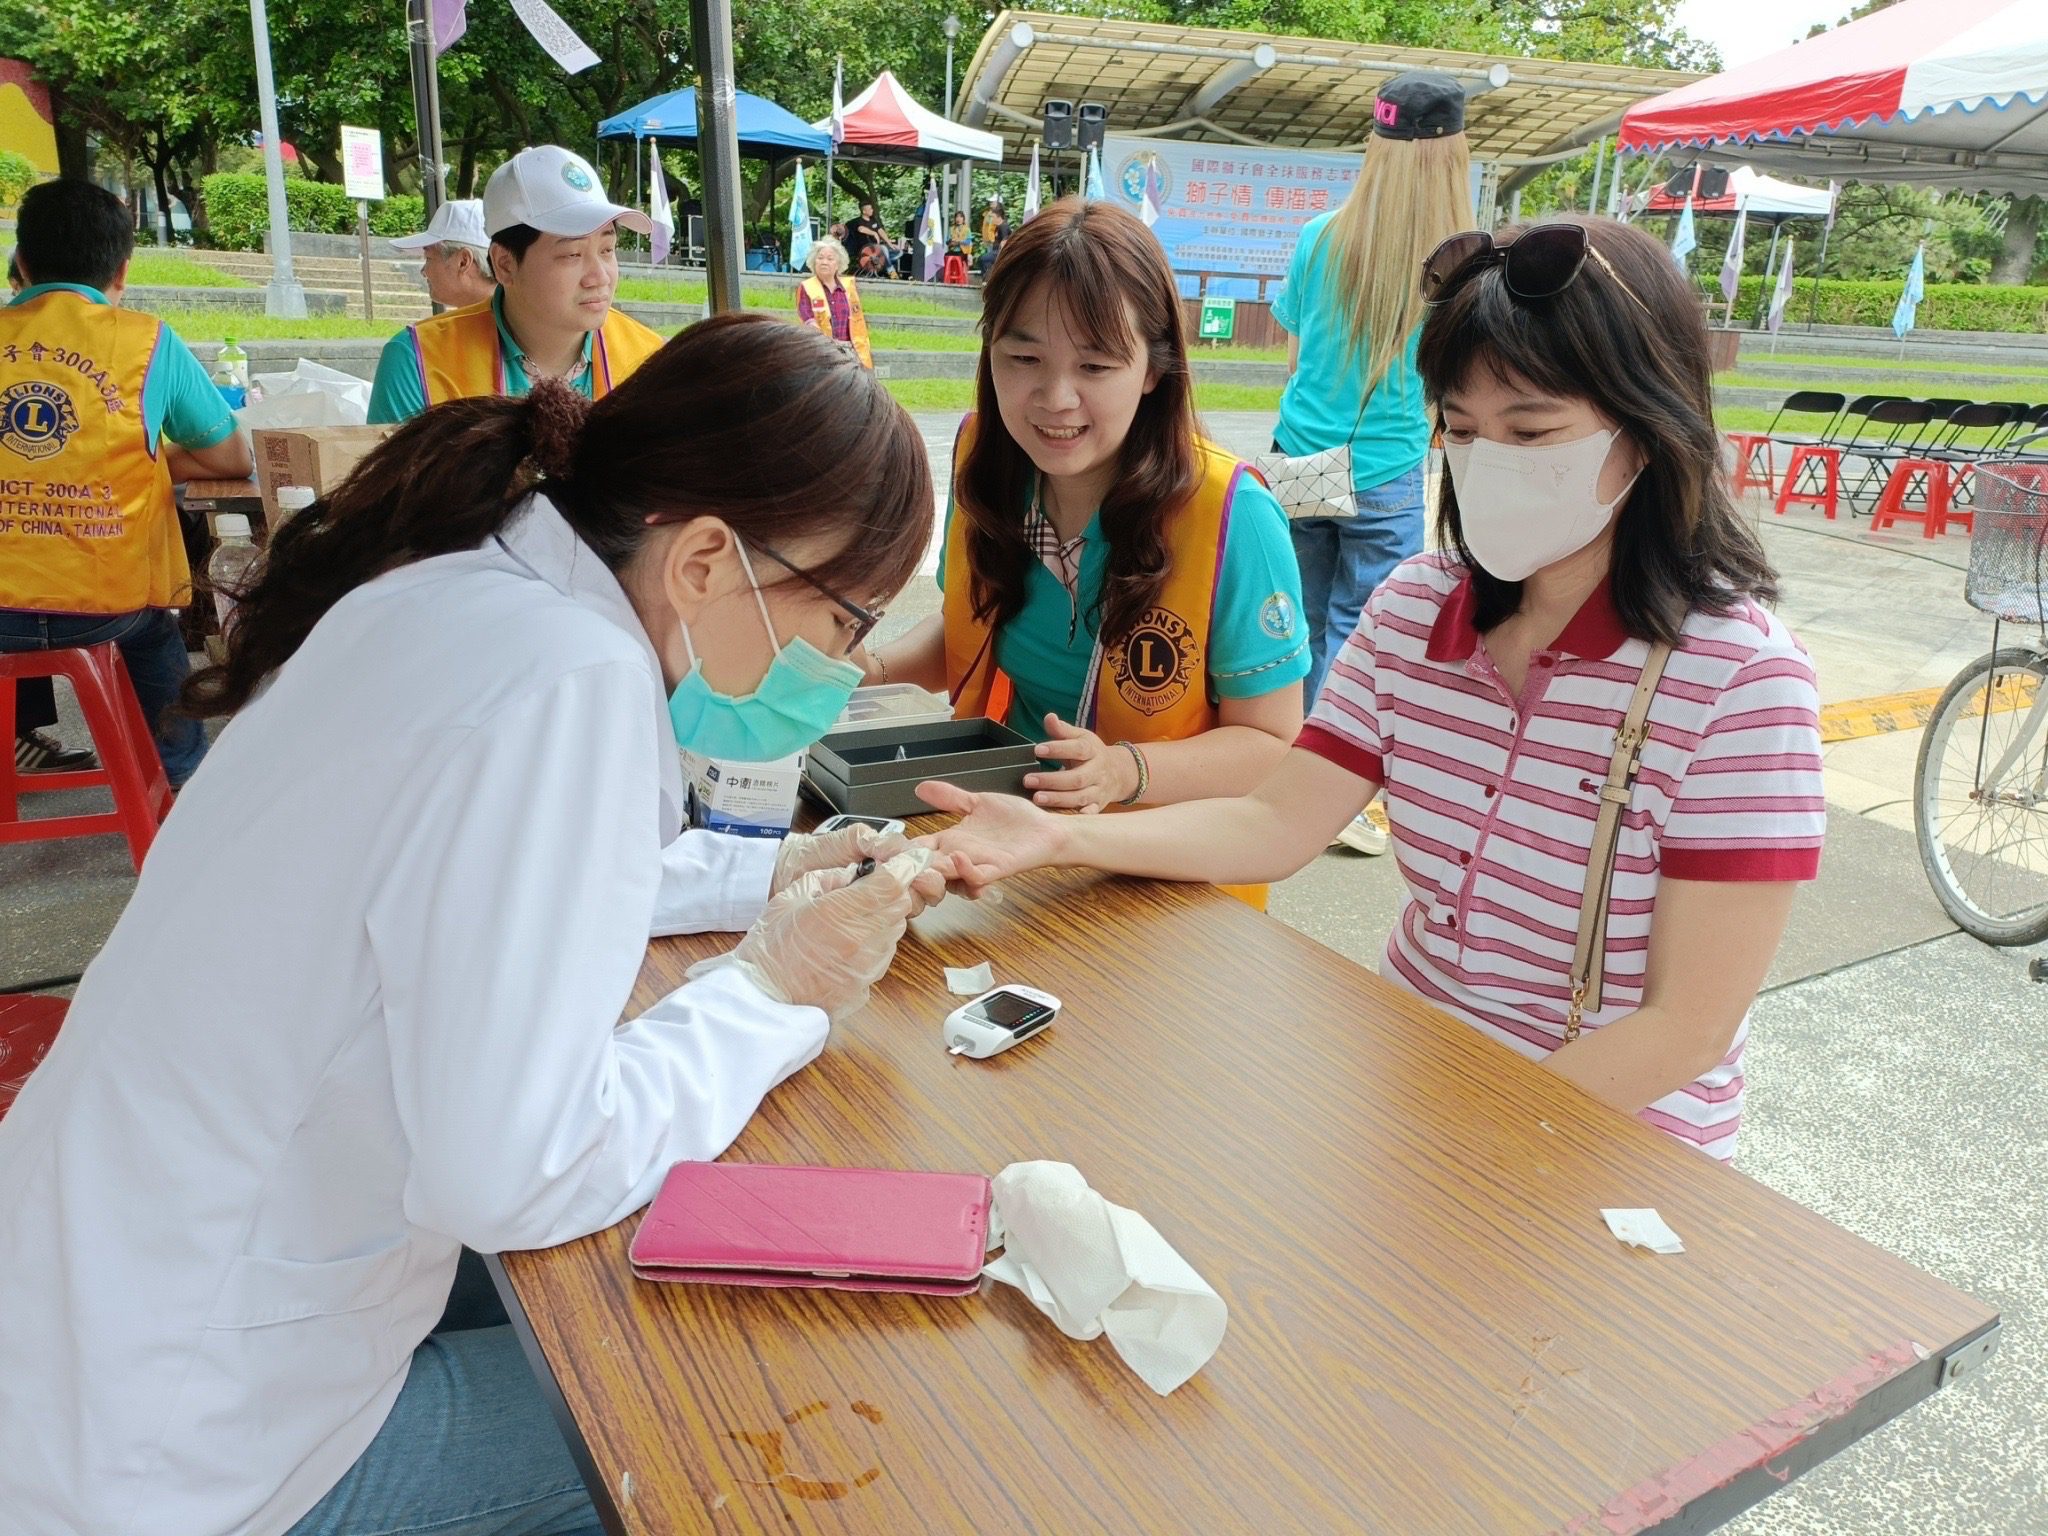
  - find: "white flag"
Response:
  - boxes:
[1670,193,1697,273]
[649,154,673,266]
[788,160,812,272]
[508,0,598,73]
[1719,201,1748,306]
[1023,143,1041,222]
[830,57,845,146]
[1139,156,1164,227]
[1767,237,1795,333]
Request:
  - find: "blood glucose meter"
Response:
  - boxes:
[944,985,1060,1059]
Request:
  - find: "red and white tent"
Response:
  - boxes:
[1618,0,2048,196]
[815,70,1003,167]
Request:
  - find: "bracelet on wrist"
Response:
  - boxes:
[1115,739,1149,806]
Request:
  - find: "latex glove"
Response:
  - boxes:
[692,848,932,1020]
[1022,713,1140,814]
[772,824,951,916]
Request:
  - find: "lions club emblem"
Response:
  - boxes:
[0,380,80,462]
[1109,606,1198,717]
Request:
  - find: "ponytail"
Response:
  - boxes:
[181,384,586,718]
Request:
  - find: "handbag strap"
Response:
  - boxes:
[1565,639,1674,1042]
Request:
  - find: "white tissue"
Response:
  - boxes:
[945,962,994,995]
[1602,1207,1685,1255]
[981,1161,1227,1395]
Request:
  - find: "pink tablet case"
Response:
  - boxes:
[630,1161,993,1297]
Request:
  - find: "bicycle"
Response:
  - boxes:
[1914,457,2048,945]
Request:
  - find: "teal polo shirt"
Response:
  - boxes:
[938,467,1310,743]
[4,282,235,453]
[1271,210,1431,494]
[367,289,594,424]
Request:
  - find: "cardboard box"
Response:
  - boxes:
[251,425,394,529]
[681,750,804,838]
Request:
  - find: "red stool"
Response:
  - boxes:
[1726,432,1776,498]
[942,253,969,286]
[0,995,67,1118]
[1775,444,1843,520]
[0,643,173,871]
[1868,459,1958,539]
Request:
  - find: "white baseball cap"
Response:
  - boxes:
[483,146,652,239]
[390,198,489,252]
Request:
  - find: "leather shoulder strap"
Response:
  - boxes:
[1566,639,1675,1040]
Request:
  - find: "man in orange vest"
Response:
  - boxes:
[368,146,665,423]
[0,180,254,787]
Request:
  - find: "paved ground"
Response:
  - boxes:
[3,409,2038,1533]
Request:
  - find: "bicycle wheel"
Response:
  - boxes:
[1914,647,2048,945]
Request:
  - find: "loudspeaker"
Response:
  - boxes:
[1077,102,1108,152]
[1042,100,1074,150]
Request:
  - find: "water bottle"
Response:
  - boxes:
[212,337,249,409]
[208,514,260,633]
[273,485,316,525]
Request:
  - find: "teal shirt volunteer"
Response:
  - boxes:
[367,290,596,425]
[1271,210,1431,496]
[5,283,236,454]
[938,469,1310,744]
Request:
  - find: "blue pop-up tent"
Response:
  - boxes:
[598,88,829,158]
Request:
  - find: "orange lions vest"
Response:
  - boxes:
[406,299,665,406]
[942,416,1270,909]
[799,276,873,368]
[0,291,185,614]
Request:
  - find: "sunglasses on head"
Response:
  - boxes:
[1420,223,1652,316]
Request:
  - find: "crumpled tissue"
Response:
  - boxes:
[1602,1207,1685,1255]
[945,962,994,995]
[981,1160,1226,1395]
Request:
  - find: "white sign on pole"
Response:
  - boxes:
[341,126,386,201]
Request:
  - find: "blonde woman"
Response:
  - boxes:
[795,237,873,367]
[1272,71,1471,848]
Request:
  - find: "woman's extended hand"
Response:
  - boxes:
[1021,714,1139,813]
[914,782,1069,895]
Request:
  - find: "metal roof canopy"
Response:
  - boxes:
[956,11,1698,194]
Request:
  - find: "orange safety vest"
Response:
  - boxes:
[404,299,665,406]
[798,276,874,368]
[942,415,1271,909]
[0,291,185,614]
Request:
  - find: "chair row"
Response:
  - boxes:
[1728,392,2048,538]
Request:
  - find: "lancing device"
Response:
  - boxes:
[853,857,877,881]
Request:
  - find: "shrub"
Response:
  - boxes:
[198,173,376,250]
[0,151,36,209]
[1707,274,2048,333]
[369,195,425,238]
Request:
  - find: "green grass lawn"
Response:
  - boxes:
[1741,349,2048,380]
[157,311,402,343]
[127,251,255,288]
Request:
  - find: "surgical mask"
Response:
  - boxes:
[665,542,863,762]
[1443,428,1638,583]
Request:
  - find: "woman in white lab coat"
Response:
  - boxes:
[0,314,950,1536]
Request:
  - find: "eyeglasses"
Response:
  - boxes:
[1420,224,1652,316]
[747,538,884,654]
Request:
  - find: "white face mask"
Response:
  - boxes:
[1443,428,1638,583]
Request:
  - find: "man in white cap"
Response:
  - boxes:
[389,198,496,310]
[368,146,663,424]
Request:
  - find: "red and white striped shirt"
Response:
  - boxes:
[1299,554,1825,1161]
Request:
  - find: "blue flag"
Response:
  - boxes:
[1085,147,1106,201]
[1670,193,1697,275]
[1892,243,1926,339]
[788,160,812,273]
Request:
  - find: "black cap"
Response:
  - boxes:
[1373,71,1466,141]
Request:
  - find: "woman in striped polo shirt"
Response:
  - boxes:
[922,215,1825,1162]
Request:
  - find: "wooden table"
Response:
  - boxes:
[490,861,1998,1536]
